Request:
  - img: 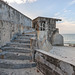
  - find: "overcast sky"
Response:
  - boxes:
[3,0,75,34]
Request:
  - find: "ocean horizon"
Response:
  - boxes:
[62,34,75,45]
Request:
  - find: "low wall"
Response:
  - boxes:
[34,49,75,75]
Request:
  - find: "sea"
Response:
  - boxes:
[62,34,75,45]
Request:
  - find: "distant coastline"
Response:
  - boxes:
[62,34,75,46]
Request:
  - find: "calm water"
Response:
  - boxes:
[62,34,75,44]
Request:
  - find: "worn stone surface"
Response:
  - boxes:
[0,68,43,75]
[0,32,43,75]
[35,49,75,75]
[52,32,64,46]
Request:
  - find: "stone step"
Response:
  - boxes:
[6,42,31,48]
[24,30,35,33]
[0,59,33,64]
[0,52,32,60]
[2,49,32,53]
[8,44,30,48]
[0,67,43,75]
[7,42,30,45]
[1,46,31,51]
[17,36,32,39]
[12,39,30,43]
[0,62,36,69]
[1,47,32,53]
[15,39,30,41]
[18,34,35,37]
[0,52,32,56]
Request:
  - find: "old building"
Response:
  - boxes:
[32,17,64,46]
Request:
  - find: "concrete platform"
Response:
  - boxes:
[50,46,75,64]
[0,67,43,75]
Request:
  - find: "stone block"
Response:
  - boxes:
[52,32,64,46]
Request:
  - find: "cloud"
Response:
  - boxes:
[57,19,75,34]
[28,0,37,3]
[54,12,60,16]
[69,0,75,5]
[53,1,75,34]
[54,9,71,18]
[54,11,75,34]
[3,0,37,4]
[63,9,71,13]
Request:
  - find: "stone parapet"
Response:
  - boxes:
[35,49,75,75]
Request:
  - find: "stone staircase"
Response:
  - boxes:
[0,33,43,75]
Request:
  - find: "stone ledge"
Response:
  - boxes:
[35,49,75,75]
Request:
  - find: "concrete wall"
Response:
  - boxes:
[0,1,32,27]
[0,20,19,46]
[52,32,64,46]
[0,1,32,46]
[34,49,75,75]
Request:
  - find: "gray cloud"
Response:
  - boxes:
[3,0,37,4]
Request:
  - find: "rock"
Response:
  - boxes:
[52,32,64,46]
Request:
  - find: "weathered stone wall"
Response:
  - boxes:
[0,20,19,46]
[0,1,32,46]
[0,1,32,27]
[52,32,64,46]
[35,49,75,75]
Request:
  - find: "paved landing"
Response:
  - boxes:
[50,46,75,64]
